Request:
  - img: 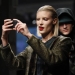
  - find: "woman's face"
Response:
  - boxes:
[36,11,56,36]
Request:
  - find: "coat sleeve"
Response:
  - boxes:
[0,44,31,69]
[27,35,72,65]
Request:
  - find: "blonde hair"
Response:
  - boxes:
[36,5,59,37]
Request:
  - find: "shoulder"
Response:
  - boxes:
[58,35,72,41]
[57,35,72,44]
[25,45,33,53]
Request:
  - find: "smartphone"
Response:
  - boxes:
[10,20,18,28]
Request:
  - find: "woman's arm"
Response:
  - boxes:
[0,44,30,69]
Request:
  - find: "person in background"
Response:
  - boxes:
[56,8,75,75]
[0,5,72,75]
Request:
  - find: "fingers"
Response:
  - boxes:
[4,19,22,24]
[2,24,13,31]
[4,20,13,26]
[15,23,23,32]
[2,28,13,31]
[15,22,24,29]
[17,26,23,32]
[3,19,26,32]
[15,23,19,29]
[15,23,27,33]
[13,19,22,23]
[4,19,11,23]
[3,19,13,30]
[5,24,13,28]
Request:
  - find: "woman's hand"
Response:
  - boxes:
[1,19,13,46]
[14,19,32,39]
[1,19,13,39]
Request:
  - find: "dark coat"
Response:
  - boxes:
[56,8,75,75]
[0,35,72,75]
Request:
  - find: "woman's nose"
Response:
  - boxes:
[39,20,43,25]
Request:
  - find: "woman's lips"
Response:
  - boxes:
[39,27,44,31]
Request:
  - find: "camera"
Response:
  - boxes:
[10,20,18,28]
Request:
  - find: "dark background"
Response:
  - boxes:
[0,0,75,75]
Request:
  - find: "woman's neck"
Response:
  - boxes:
[42,32,54,43]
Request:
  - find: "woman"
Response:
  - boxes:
[0,5,72,75]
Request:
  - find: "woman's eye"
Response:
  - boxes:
[36,18,49,21]
[43,18,48,21]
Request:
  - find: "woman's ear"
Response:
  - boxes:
[53,18,58,25]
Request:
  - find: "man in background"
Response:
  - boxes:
[56,8,75,75]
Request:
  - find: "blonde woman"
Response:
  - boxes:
[0,5,72,75]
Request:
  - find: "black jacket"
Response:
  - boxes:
[56,8,75,75]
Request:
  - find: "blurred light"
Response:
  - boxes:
[32,20,36,24]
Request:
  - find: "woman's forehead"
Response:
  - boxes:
[36,11,52,17]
